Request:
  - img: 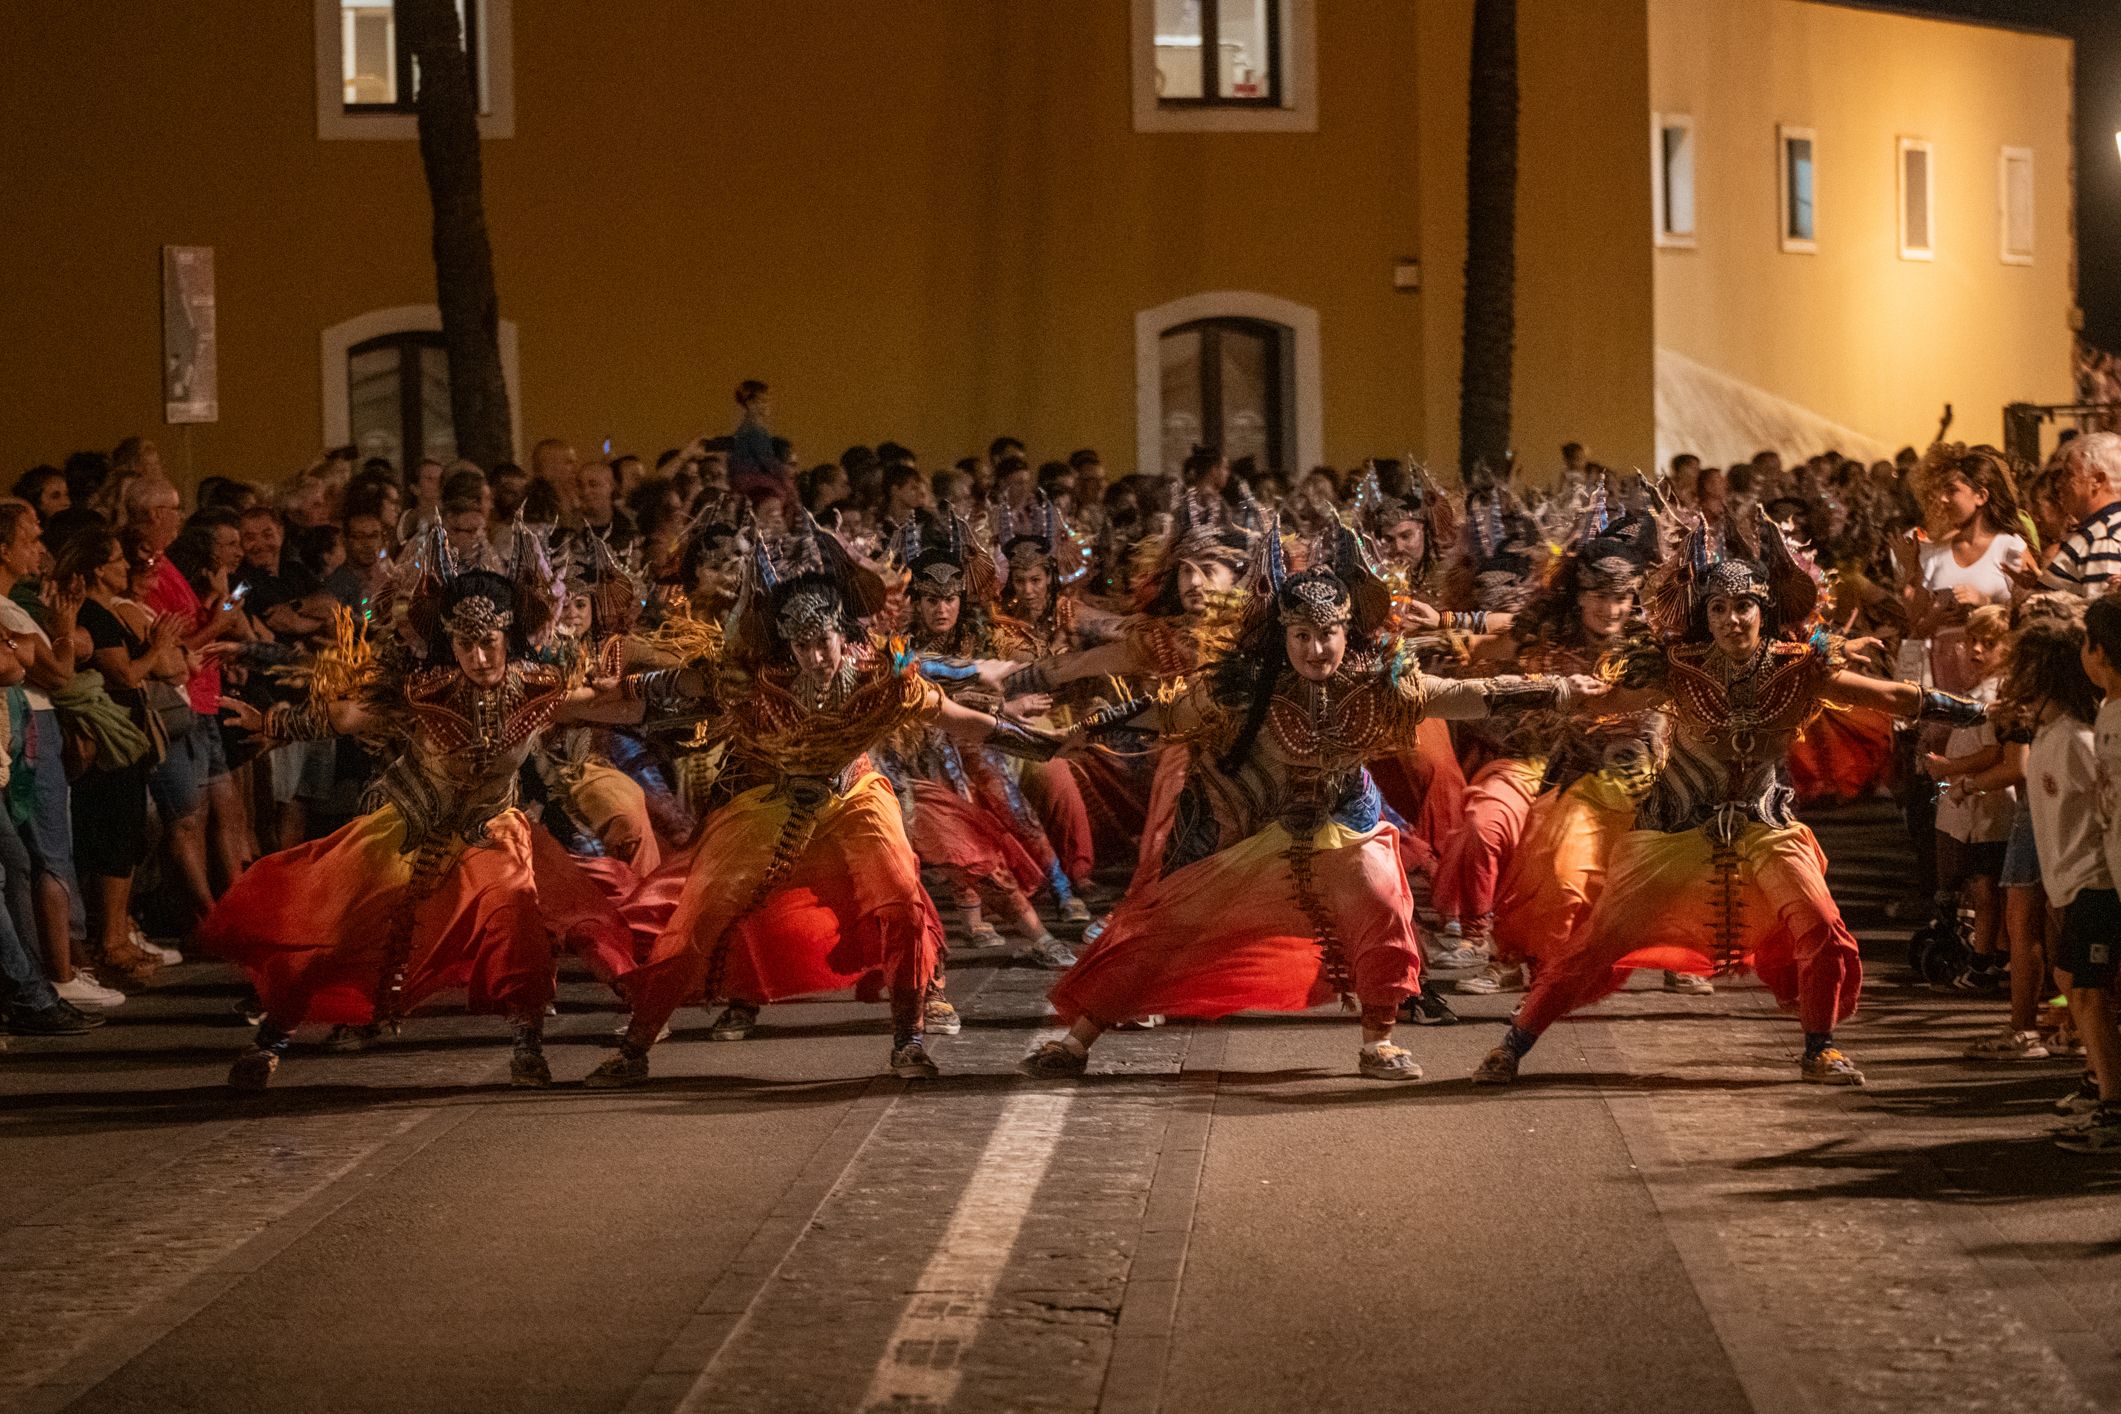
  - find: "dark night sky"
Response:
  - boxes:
[1858,0,2121,351]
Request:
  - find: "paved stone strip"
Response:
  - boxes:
[1581,982,2109,1414]
[0,1032,525,1414]
[633,962,1200,1414]
[1099,1024,1227,1414]
[857,1089,1077,1410]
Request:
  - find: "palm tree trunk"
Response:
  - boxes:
[1457,0,1517,480]
[398,0,513,469]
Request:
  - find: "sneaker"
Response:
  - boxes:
[1358,1041,1423,1081]
[1426,942,1490,972]
[708,1004,758,1042]
[966,923,1006,949]
[1471,1047,1520,1086]
[1800,1048,1865,1086]
[1456,962,1526,996]
[99,939,160,987]
[1664,971,1715,996]
[582,1049,649,1088]
[1399,989,1461,1026]
[924,998,963,1036]
[1951,959,2006,995]
[131,927,183,966]
[56,972,126,1010]
[1964,1028,2051,1061]
[1024,934,1078,970]
[1113,1014,1165,1030]
[1059,896,1093,924]
[6,1001,106,1035]
[509,1046,553,1088]
[2055,1105,2121,1152]
[322,1023,382,1052]
[2053,1075,2102,1116]
[889,1039,940,1079]
[1021,1039,1088,1078]
[2048,1031,2089,1059]
[227,1046,280,1090]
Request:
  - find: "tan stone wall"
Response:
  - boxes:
[0,1,1654,491]
[1648,0,2075,461]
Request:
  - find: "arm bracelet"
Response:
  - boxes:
[621,668,692,716]
[985,714,1064,762]
[1445,610,1489,634]
[1480,674,1564,715]
[263,700,332,743]
[1003,661,1055,696]
[914,656,982,685]
[1918,689,1987,728]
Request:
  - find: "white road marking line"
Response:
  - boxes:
[856,1088,1076,1413]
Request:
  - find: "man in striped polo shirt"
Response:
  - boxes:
[2039,432,2121,598]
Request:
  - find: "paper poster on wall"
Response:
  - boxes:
[162,245,218,424]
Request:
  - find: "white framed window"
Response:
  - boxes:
[321,306,521,459]
[1132,0,1316,134]
[1898,137,1934,261]
[1652,113,1696,249]
[314,0,514,141]
[1135,292,1321,478]
[2000,146,2035,266]
[1777,124,1817,254]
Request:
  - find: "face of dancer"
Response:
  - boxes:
[452,629,509,689]
[1175,558,1235,615]
[558,593,593,639]
[791,624,845,678]
[1383,518,1425,566]
[1706,593,1762,659]
[1011,562,1051,616]
[1284,620,1347,683]
[914,590,960,638]
[1577,588,1634,641]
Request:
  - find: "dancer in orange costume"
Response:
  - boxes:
[1022,520,1598,1083]
[202,539,642,1091]
[1473,515,1989,1088]
[585,527,1063,1087]
[1485,533,1670,991]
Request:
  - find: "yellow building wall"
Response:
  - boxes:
[1649,0,2075,458]
[1,1,1652,490]
[1417,0,1657,483]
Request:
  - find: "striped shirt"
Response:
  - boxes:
[2039,500,2121,598]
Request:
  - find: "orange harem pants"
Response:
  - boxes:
[1049,820,1422,1028]
[907,777,1046,896]
[1429,757,1546,927]
[1018,758,1096,889]
[196,805,635,1031]
[1510,820,1863,1039]
[1490,769,1637,968]
[1369,716,1466,876]
[620,772,943,1037]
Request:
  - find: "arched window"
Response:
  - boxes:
[1158,316,1291,473]
[347,330,455,468]
[320,306,521,463]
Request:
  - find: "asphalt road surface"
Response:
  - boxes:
[3,802,2118,1414]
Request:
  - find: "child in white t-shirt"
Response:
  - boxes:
[2087,597,2121,895]
[2014,610,2120,1150]
[1925,607,2014,996]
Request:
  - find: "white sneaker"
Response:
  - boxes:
[1663,971,1715,996]
[56,972,127,1009]
[1427,941,1490,972]
[131,928,183,966]
[1965,1028,2051,1061]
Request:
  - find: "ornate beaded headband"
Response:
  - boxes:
[776,587,842,643]
[443,595,514,641]
[1700,559,1772,605]
[1282,575,1352,628]
[1580,554,1642,595]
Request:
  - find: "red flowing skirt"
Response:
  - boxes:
[1051,820,1422,1027]
[620,772,943,1027]
[195,806,635,1029]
